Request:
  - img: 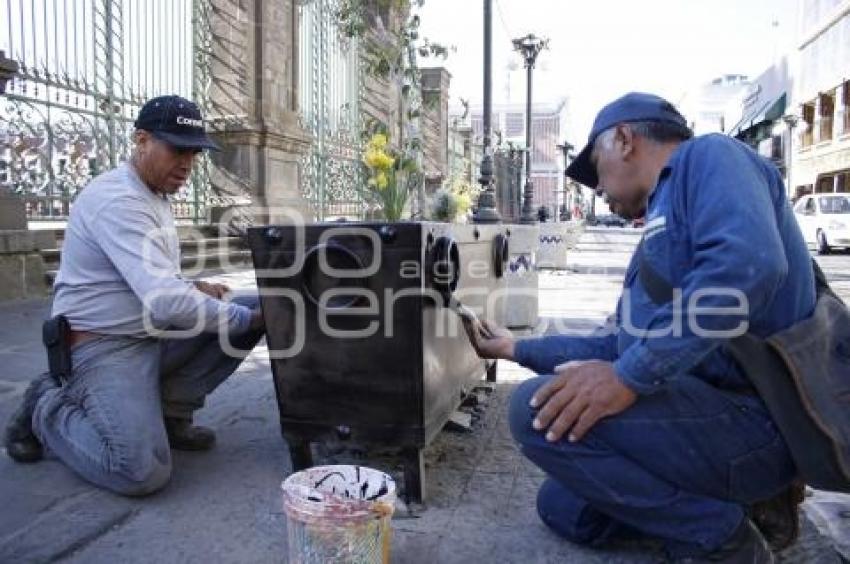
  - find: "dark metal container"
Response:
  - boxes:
[246,222,510,501]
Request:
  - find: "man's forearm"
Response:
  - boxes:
[513,332,618,374]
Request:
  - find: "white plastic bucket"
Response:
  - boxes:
[282,465,396,563]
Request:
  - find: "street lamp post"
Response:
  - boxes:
[512,34,548,224]
[556,141,574,222]
[473,0,501,224]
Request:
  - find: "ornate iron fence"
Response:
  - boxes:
[0,0,212,223]
[297,0,365,221]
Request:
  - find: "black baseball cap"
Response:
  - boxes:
[566,92,687,188]
[133,95,220,151]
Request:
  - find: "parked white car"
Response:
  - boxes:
[793,193,850,254]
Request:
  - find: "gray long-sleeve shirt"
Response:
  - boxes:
[52,162,253,337]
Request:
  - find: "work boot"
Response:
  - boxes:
[750,481,805,551]
[164,417,216,451]
[4,373,55,463]
[671,518,774,563]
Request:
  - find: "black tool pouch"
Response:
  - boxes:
[42,315,72,385]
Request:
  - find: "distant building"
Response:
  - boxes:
[419,67,452,194]
[679,74,750,135]
[726,59,792,181]
[446,119,481,190]
[790,0,850,199]
[452,98,572,217]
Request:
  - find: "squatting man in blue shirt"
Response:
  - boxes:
[4,95,266,495]
[465,93,815,563]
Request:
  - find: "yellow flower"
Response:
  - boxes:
[364,149,380,168]
[364,148,394,171]
[456,192,472,214]
[369,133,388,150]
[377,151,394,170]
[375,171,389,190]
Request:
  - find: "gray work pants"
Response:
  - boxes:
[32,295,265,496]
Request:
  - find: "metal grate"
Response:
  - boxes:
[297,0,365,221]
[0,0,211,223]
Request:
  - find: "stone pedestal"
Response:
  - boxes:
[0,192,27,230]
[504,223,539,330]
[0,230,55,301]
[536,221,584,269]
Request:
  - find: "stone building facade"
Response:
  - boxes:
[792,0,850,197]
[206,0,313,224]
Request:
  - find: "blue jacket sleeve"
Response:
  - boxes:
[613,139,788,394]
[514,314,619,374]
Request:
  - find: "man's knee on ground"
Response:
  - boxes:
[112,465,171,496]
[109,458,171,496]
[508,376,549,445]
[105,439,172,496]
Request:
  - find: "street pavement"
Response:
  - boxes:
[0,226,847,562]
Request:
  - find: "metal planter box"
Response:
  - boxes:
[246,222,509,501]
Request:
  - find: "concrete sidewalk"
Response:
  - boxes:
[0,230,845,563]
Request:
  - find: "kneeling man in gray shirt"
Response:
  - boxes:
[4,95,265,496]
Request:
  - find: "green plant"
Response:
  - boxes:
[361,131,419,220]
[336,0,450,219]
[429,189,458,222]
[429,178,479,222]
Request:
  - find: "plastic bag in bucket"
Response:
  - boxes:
[282,465,396,563]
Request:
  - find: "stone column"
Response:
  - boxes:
[206,0,312,225]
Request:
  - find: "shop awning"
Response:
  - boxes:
[729,93,787,138]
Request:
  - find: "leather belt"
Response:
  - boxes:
[69,329,100,348]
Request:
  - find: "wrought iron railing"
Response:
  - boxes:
[0,0,212,223]
[297,0,365,221]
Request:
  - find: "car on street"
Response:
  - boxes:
[793,193,850,254]
[589,214,628,228]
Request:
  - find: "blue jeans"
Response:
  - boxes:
[508,374,797,558]
[32,295,265,496]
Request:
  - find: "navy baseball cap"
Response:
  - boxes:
[133,95,220,151]
[566,92,687,188]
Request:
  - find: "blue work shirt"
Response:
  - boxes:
[514,134,816,394]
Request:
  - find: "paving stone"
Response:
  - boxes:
[0,490,135,563]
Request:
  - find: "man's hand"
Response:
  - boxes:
[194,281,231,300]
[462,318,516,360]
[530,360,637,443]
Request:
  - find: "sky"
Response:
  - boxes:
[417,0,798,142]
